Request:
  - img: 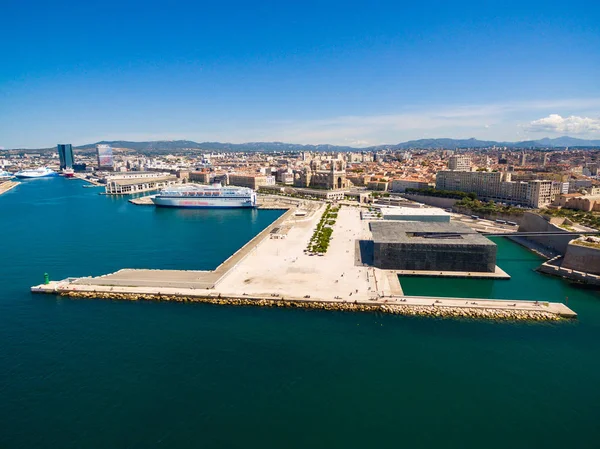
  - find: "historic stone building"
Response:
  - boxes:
[293,159,350,190]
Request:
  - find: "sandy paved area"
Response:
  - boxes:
[216,205,378,301]
[0,181,19,195]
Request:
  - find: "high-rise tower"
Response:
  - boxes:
[96,144,114,170]
[57,144,74,170]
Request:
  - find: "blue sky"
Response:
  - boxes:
[1,0,599,148]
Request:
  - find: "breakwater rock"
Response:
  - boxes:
[57,290,563,322]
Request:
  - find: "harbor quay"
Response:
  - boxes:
[31,201,577,321]
[0,180,20,196]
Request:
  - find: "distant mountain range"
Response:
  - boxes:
[371,136,600,150]
[73,140,361,153]
[7,136,600,152]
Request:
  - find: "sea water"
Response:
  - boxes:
[1,178,599,449]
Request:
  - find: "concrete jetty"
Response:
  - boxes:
[73,174,104,186]
[31,282,576,320]
[30,204,577,321]
[0,181,19,196]
[128,195,155,206]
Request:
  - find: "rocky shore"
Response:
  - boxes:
[58,291,563,322]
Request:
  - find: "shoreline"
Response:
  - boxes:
[55,290,565,321]
[0,181,20,196]
[31,202,577,321]
[507,235,558,259]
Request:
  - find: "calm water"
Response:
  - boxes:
[1,178,600,449]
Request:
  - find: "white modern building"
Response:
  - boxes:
[380,207,451,223]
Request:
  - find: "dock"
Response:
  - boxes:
[392,266,510,279]
[0,181,19,196]
[129,195,155,205]
[30,204,577,321]
[73,174,104,186]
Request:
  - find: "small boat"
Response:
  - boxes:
[14,167,56,179]
[0,170,13,179]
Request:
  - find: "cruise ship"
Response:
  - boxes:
[152,184,257,208]
[14,167,56,179]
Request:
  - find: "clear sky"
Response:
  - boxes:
[1,0,599,148]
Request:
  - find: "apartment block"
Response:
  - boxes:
[229,174,275,190]
[447,155,471,171]
[390,178,430,193]
[436,170,553,207]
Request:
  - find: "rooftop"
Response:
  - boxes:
[380,207,451,218]
[370,221,495,247]
[109,176,176,186]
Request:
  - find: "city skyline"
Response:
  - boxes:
[1,0,599,148]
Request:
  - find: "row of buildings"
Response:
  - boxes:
[435,170,560,208]
[435,155,566,208]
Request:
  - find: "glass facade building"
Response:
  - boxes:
[96,144,114,169]
[57,144,74,170]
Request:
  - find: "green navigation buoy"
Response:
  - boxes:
[44,273,50,285]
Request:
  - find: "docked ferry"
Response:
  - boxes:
[14,167,56,179]
[152,184,257,208]
[62,168,75,178]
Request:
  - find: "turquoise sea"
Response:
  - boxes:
[1,177,600,449]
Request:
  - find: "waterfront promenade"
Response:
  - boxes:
[0,180,19,195]
[31,203,577,320]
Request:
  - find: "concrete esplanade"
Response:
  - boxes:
[31,196,577,321]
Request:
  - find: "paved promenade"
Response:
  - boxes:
[0,181,19,196]
[31,205,577,320]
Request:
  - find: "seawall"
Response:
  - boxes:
[32,277,576,321]
[562,240,600,275]
[55,290,565,321]
[518,211,576,255]
[453,207,524,225]
[402,194,457,209]
[538,255,600,287]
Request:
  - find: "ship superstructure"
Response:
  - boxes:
[152,184,257,208]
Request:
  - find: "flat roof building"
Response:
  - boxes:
[380,207,451,223]
[229,174,275,190]
[104,172,177,195]
[448,155,471,171]
[370,221,497,272]
[389,178,430,193]
[436,170,553,208]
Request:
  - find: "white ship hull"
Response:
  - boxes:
[152,184,257,208]
[152,196,256,208]
[14,167,56,179]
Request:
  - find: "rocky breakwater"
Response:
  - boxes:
[57,291,565,322]
[381,304,561,321]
